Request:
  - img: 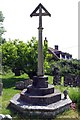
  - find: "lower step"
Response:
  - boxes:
[20,89,61,105]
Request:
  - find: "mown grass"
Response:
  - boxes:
[0,72,29,116]
[0,73,80,119]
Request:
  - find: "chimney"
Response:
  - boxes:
[54,45,58,50]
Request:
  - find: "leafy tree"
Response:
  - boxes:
[47,59,80,76]
[0,11,6,45]
[2,40,18,74]
[2,37,50,78]
[22,37,38,78]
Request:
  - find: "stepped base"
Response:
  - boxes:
[9,76,72,118]
[20,87,61,105]
[27,84,54,96]
[10,93,72,119]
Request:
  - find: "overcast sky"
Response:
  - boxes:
[0,0,79,59]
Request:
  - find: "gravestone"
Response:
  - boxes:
[10,3,72,119]
[15,81,24,90]
[75,75,80,87]
[64,74,76,87]
[53,67,61,85]
[54,75,61,85]
[15,79,33,90]
[64,74,72,86]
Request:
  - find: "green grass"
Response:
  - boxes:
[0,72,29,116]
[0,73,80,119]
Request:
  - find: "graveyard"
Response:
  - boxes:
[0,2,80,120]
[0,72,80,119]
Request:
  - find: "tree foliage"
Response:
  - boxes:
[47,59,80,76]
[2,37,49,78]
[2,37,80,78]
[0,11,6,45]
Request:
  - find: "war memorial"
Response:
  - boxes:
[10,3,72,119]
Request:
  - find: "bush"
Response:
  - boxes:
[68,87,79,103]
[77,88,80,110]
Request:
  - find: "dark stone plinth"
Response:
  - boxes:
[27,84,54,96]
[33,76,48,88]
[20,88,61,105]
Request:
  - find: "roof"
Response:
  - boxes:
[48,47,59,60]
[48,47,72,60]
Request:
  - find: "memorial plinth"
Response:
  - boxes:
[9,3,72,118]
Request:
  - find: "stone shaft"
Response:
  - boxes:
[38,6,44,76]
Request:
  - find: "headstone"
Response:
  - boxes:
[64,74,73,86]
[15,80,33,90]
[64,75,69,86]
[53,75,61,85]
[24,79,33,88]
[64,74,77,87]
[52,67,61,85]
[75,75,80,86]
[71,74,76,87]
[15,81,24,90]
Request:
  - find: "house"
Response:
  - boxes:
[44,37,72,60]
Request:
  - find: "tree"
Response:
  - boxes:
[47,59,80,76]
[0,11,6,45]
[2,37,50,78]
[2,38,38,77]
[2,40,18,74]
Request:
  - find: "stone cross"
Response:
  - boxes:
[30,3,51,76]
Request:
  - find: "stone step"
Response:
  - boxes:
[10,93,72,118]
[27,84,54,96]
[20,88,61,105]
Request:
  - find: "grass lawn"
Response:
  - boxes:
[0,73,80,119]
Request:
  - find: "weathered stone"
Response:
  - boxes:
[53,75,61,85]
[64,74,77,87]
[15,80,33,90]
[64,75,72,86]
[20,87,61,105]
[27,84,54,96]
[75,75,80,86]
[9,3,72,119]
[10,93,72,119]
[33,76,48,88]
[15,81,24,90]
[24,79,33,88]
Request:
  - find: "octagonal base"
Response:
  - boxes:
[20,88,61,105]
[10,93,72,119]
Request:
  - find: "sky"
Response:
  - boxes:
[0,0,79,59]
